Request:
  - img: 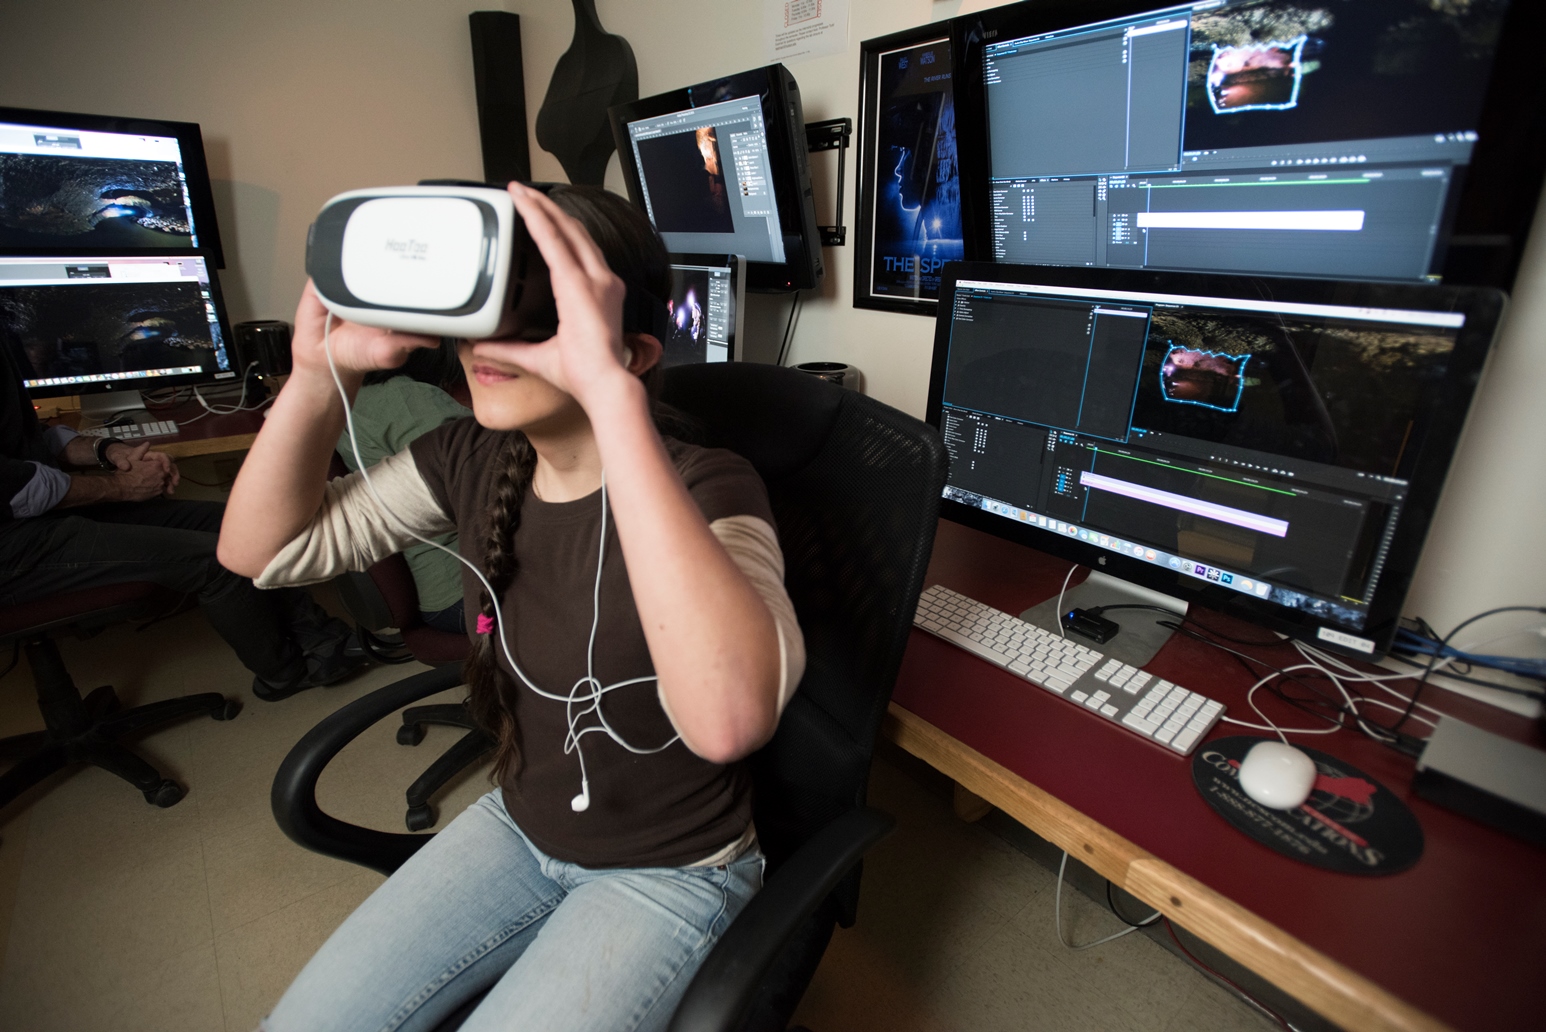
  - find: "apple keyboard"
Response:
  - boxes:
[79,420,179,439]
[911,584,1225,756]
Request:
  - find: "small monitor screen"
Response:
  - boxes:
[977,0,1509,282]
[0,117,203,252]
[625,96,786,265]
[664,254,743,368]
[0,255,235,395]
[930,266,1501,645]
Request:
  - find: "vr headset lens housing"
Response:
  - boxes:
[307,183,660,342]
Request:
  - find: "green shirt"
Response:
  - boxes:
[337,378,471,614]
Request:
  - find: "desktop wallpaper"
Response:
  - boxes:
[1183,0,1505,151]
[0,281,222,382]
[0,155,193,250]
[1130,308,1457,477]
[868,39,963,302]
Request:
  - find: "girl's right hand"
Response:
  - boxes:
[289,280,439,379]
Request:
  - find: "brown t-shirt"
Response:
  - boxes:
[410,419,775,868]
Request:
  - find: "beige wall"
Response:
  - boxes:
[1,0,1541,640]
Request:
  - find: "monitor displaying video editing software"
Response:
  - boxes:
[664,253,745,368]
[0,107,225,266]
[927,263,1504,654]
[954,0,1535,285]
[0,254,236,397]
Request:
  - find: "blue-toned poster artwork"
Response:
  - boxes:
[870,40,963,302]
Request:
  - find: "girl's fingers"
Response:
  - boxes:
[509,185,587,285]
[518,186,613,283]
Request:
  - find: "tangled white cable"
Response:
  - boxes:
[322,315,678,812]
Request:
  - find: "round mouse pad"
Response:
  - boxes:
[1192,737,1423,875]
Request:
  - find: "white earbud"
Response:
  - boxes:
[570,790,590,812]
[622,344,635,367]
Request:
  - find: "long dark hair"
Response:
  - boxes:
[463,184,672,784]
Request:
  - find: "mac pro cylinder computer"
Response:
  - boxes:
[926,262,1505,658]
[951,0,1546,288]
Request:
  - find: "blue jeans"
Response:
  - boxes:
[262,790,763,1032]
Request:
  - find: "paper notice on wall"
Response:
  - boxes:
[764,0,850,64]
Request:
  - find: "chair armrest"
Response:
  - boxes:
[667,807,895,1032]
[270,664,464,876]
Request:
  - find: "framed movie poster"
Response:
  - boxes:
[853,24,963,316]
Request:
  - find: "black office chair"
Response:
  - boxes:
[272,363,947,1031]
[1,582,240,813]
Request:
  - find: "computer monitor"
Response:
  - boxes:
[0,106,225,267]
[927,261,1505,657]
[610,65,823,292]
[951,0,1546,288]
[0,254,239,413]
[663,253,745,368]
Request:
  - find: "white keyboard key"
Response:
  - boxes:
[1070,690,1088,703]
[1172,728,1201,752]
[1155,726,1177,744]
[1100,704,1119,717]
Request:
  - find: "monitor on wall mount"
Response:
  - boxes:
[610,64,824,293]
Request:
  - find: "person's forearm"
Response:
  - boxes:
[585,374,781,764]
[218,367,359,577]
[59,472,122,507]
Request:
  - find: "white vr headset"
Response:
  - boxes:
[305,182,666,341]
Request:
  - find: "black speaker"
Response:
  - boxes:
[469,11,532,186]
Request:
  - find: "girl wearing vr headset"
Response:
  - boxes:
[219,183,803,1032]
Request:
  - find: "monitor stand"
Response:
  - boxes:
[1018,569,1187,669]
[77,390,146,423]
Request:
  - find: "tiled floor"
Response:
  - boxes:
[0,604,1279,1031]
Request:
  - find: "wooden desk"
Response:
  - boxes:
[52,396,266,459]
[885,520,1546,1032]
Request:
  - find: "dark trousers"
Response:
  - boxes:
[0,499,336,683]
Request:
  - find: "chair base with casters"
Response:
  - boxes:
[0,583,242,812]
[395,700,494,832]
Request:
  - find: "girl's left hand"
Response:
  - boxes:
[470,183,635,407]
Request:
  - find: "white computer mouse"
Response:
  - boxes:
[1237,740,1318,809]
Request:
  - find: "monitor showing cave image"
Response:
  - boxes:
[0,154,194,250]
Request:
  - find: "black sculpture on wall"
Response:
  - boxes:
[535,0,638,186]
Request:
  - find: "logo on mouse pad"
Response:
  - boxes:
[1193,736,1423,875]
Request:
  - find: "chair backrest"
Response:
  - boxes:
[661,363,947,922]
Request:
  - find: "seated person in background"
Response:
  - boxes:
[0,344,364,701]
[336,339,471,633]
[219,183,803,1031]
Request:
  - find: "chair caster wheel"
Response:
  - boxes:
[397,724,426,747]
[212,699,242,721]
[405,804,436,832]
[145,780,185,808]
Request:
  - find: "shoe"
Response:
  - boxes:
[252,641,368,702]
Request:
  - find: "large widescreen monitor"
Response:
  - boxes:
[927,261,1505,656]
[952,0,1546,288]
[610,65,823,292]
[0,254,238,401]
[0,106,225,267]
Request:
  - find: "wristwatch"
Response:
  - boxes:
[92,435,125,470]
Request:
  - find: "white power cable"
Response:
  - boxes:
[1053,852,1156,951]
[322,315,678,797]
[1054,563,1079,638]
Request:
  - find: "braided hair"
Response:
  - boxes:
[462,185,671,783]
